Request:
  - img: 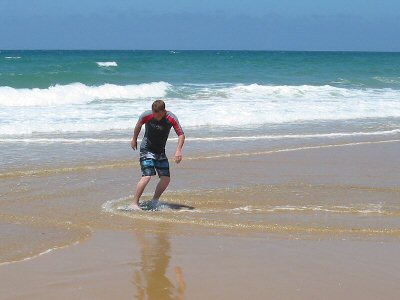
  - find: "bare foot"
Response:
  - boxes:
[128,204,142,211]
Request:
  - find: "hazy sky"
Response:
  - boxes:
[1,0,399,50]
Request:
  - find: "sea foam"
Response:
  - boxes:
[1,82,400,135]
[0,81,171,106]
[174,84,400,127]
[96,61,118,67]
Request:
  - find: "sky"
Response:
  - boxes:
[0,0,399,51]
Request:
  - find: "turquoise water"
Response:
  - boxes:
[1,50,400,169]
[1,50,400,89]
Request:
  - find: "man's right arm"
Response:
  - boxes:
[131,121,143,150]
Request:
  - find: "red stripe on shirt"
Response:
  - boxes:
[141,114,154,124]
[166,114,184,136]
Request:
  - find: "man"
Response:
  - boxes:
[128,99,185,210]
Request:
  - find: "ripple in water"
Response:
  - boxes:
[102,184,400,237]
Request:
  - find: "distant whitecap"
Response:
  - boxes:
[96,61,118,67]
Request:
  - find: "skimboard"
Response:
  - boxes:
[117,200,194,211]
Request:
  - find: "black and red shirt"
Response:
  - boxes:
[138,110,184,154]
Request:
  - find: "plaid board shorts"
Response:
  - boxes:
[139,151,170,177]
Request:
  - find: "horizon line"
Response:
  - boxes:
[1,49,400,53]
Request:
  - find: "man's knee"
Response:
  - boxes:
[141,175,152,183]
[160,176,170,183]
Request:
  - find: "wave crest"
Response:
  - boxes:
[0,82,171,107]
[96,61,118,67]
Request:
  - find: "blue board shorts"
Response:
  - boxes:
[139,151,170,177]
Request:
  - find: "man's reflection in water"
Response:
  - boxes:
[132,229,186,300]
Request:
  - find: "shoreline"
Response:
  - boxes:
[0,138,399,298]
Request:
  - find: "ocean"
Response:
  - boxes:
[1,50,400,269]
[1,50,400,170]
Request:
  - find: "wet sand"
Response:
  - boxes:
[1,139,400,299]
[1,230,400,300]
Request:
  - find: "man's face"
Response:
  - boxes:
[152,109,166,121]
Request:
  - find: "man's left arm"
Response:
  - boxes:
[174,134,185,163]
[167,112,185,164]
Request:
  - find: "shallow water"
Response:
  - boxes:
[1,50,400,265]
[104,184,400,236]
[1,135,400,264]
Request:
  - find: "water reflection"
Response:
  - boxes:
[132,228,186,300]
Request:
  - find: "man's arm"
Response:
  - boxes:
[166,112,185,163]
[131,121,143,150]
[174,134,185,163]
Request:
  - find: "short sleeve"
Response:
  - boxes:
[166,112,184,136]
[138,110,154,124]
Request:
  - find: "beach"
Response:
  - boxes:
[1,50,400,299]
[1,138,400,299]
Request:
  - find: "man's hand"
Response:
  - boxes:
[131,139,138,150]
[174,134,185,164]
[131,121,143,151]
[174,150,182,163]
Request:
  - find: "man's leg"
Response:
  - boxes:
[130,176,151,209]
[152,176,170,201]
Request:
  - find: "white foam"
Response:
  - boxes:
[1,129,399,143]
[264,204,392,215]
[0,239,84,266]
[176,84,400,127]
[4,56,21,59]
[231,206,262,213]
[185,129,400,141]
[1,82,400,135]
[0,81,170,106]
[96,61,117,67]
